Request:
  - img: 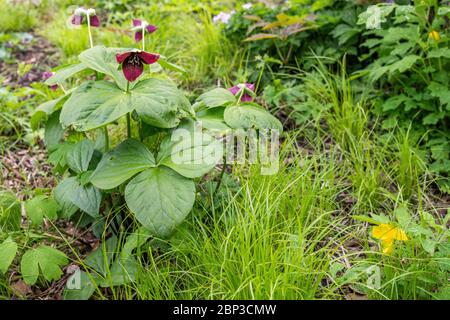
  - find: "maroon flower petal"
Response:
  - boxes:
[50,84,58,91]
[133,19,142,26]
[90,15,100,27]
[71,14,84,25]
[116,52,131,63]
[134,31,143,42]
[42,71,54,81]
[122,55,144,82]
[246,83,255,92]
[146,25,157,33]
[138,52,160,65]
[240,94,253,102]
[228,85,240,96]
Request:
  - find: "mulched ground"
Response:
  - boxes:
[0,146,55,199]
[0,32,60,88]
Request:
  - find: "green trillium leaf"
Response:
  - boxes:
[132,78,193,128]
[45,62,87,86]
[54,177,101,218]
[31,92,71,130]
[224,104,283,132]
[196,88,236,108]
[79,46,128,91]
[90,139,156,189]
[44,110,65,151]
[124,167,195,238]
[196,107,230,132]
[66,139,95,174]
[60,80,133,131]
[157,123,221,178]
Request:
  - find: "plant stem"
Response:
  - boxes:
[104,125,109,151]
[142,26,145,51]
[87,13,93,48]
[127,113,131,139]
[213,156,227,197]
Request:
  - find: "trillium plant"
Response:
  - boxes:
[32,7,282,241]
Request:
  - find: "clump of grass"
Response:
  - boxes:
[0,1,37,32]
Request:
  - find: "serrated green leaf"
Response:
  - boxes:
[0,237,18,274]
[21,245,68,285]
[25,195,59,225]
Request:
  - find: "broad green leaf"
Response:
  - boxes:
[66,139,95,173]
[196,107,230,132]
[60,81,133,131]
[73,183,102,218]
[25,195,59,226]
[54,177,79,218]
[90,139,155,189]
[157,126,221,178]
[224,104,283,132]
[125,167,195,238]
[63,269,96,300]
[0,237,18,274]
[132,78,192,128]
[45,62,87,86]
[21,245,68,285]
[196,88,236,108]
[44,111,64,151]
[31,93,69,130]
[48,142,76,169]
[78,46,128,91]
[54,177,101,218]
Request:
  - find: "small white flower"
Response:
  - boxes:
[86,8,96,16]
[366,5,381,30]
[242,3,253,10]
[213,11,235,24]
[74,7,87,16]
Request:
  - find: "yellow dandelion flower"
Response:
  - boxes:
[372,223,408,254]
[429,30,440,41]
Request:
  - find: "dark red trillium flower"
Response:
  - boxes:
[133,19,157,42]
[116,51,160,82]
[42,71,57,91]
[228,83,255,102]
[71,14,100,27]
